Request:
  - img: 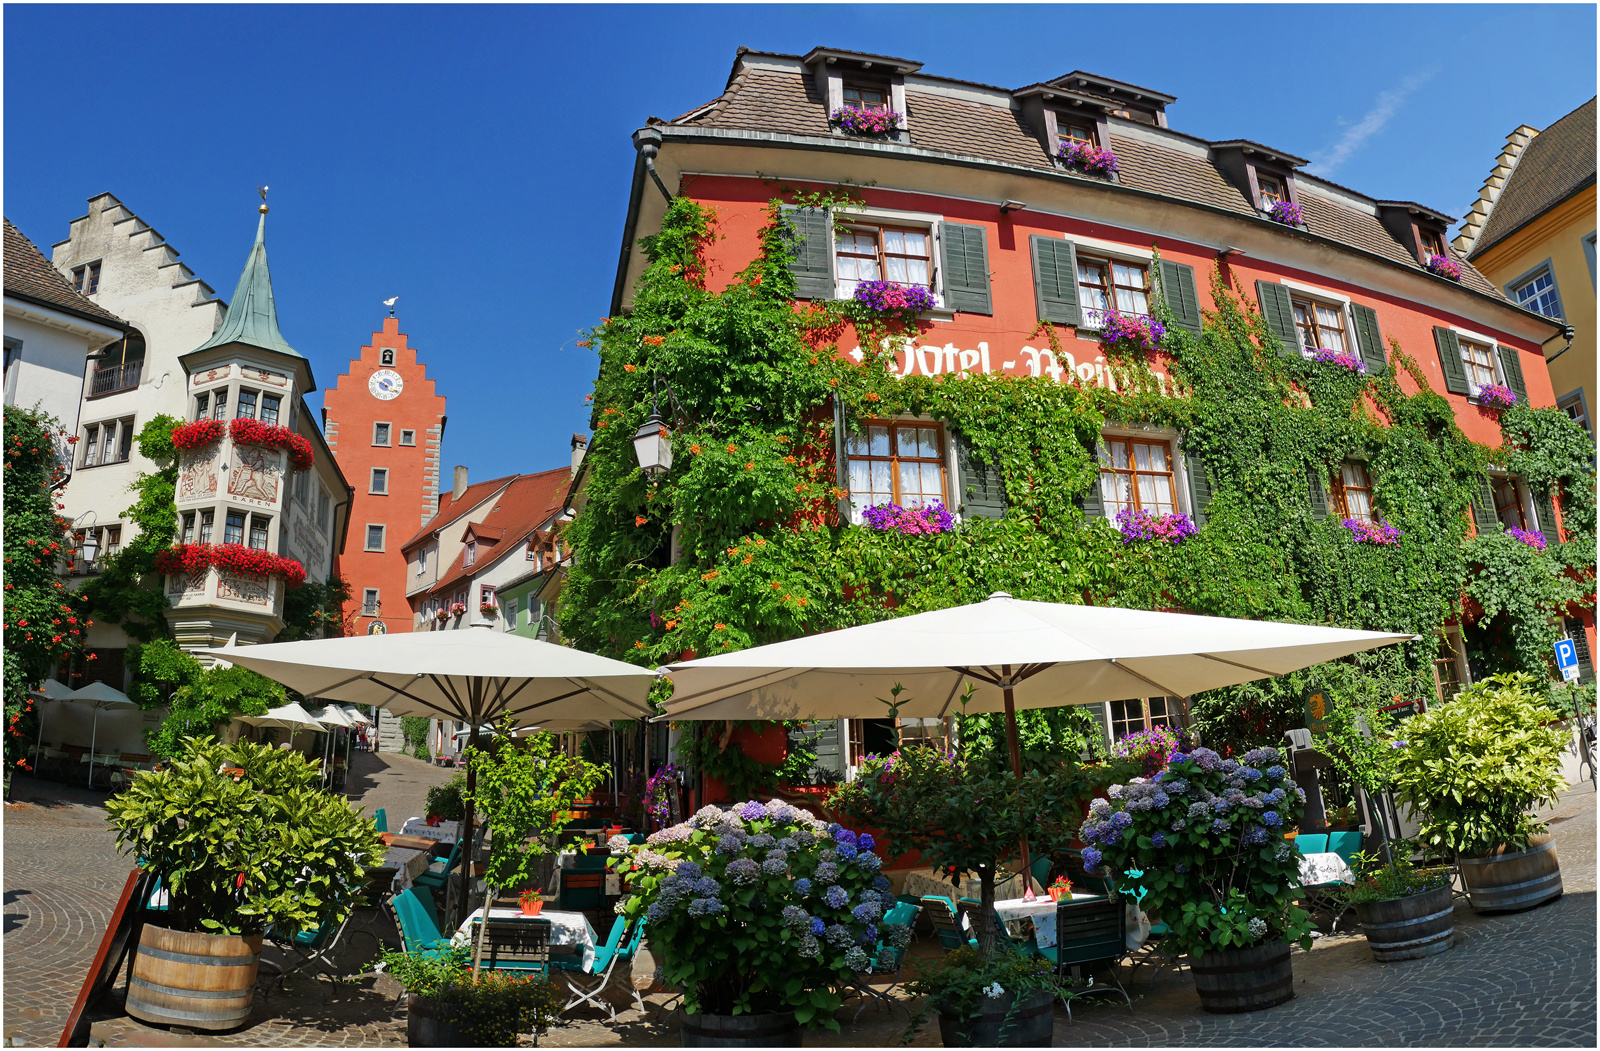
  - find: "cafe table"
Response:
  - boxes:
[384,846,433,891]
[453,904,598,971]
[993,893,1104,950]
[400,817,460,844]
[1298,852,1356,886]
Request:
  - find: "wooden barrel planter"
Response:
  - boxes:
[1190,941,1294,1013]
[1353,884,1455,962]
[407,995,472,1047]
[937,988,1054,1047]
[1459,834,1562,913]
[682,1011,800,1047]
[124,924,261,1031]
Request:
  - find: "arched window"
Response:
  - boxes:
[380,349,395,366]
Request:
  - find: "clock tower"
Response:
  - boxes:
[323,314,446,635]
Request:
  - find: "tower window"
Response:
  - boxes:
[371,468,388,494]
[224,511,246,546]
[236,389,258,420]
[374,422,391,446]
[366,524,385,551]
[464,540,477,567]
[380,349,395,366]
[400,429,416,446]
[248,514,270,551]
[72,261,102,295]
[194,392,210,421]
[260,394,281,426]
[363,589,380,616]
[199,510,214,544]
[211,391,228,420]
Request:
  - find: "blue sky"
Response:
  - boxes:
[6,4,1594,482]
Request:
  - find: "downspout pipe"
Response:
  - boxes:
[609,127,672,317]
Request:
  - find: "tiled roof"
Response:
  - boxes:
[3,218,126,328]
[399,473,518,551]
[427,468,570,596]
[1470,97,1597,261]
[666,55,1504,300]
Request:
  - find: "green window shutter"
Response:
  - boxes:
[1031,236,1081,326]
[1469,476,1501,533]
[1307,467,1330,519]
[940,223,993,315]
[1432,327,1470,396]
[1184,451,1213,528]
[1255,281,1301,359]
[782,206,834,301]
[1497,344,1529,402]
[1074,441,1106,520]
[953,433,1006,520]
[1159,260,1203,334]
[1350,303,1388,375]
[833,396,853,522]
[1534,487,1559,538]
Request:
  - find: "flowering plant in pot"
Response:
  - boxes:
[171,418,225,450]
[1097,309,1164,353]
[1080,746,1314,1012]
[1115,508,1197,545]
[1426,254,1462,281]
[1057,141,1120,176]
[1478,383,1517,410]
[830,105,901,137]
[448,602,467,618]
[1506,526,1546,550]
[228,417,315,471]
[518,887,545,916]
[610,798,886,1033]
[852,279,937,319]
[862,501,954,535]
[425,775,467,824]
[1268,200,1302,226]
[1311,347,1367,374]
[1337,843,1456,962]
[379,943,566,1047]
[1342,519,1402,546]
[1112,725,1180,776]
[478,602,499,616]
[1323,801,1360,829]
[434,609,449,622]
[1047,875,1074,902]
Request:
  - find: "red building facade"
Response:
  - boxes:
[324,315,446,635]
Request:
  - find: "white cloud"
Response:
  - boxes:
[1310,70,1437,177]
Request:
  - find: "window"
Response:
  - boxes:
[1557,391,1591,436]
[316,489,330,531]
[1057,119,1096,152]
[194,392,210,421]
[373,422,391,446]
[1077,256,1150,327]
[400,429,416,446]
[897,717,953,753]
[1418,228,1446,261]
[480,585,495,608]
[1492,476,1526,530]
[846,421,947,521]
[103,525,122,558]
[293,469,309,505]
[72,262,101,295]
[224,511,246,546]
[82,417,135,467]
[380,349,395,366]
[236,389,258,420]
[527,540,541,564]
[1434,629,1466,702]
[1330,461,1375,524]
[1292,295,1349,355]
[365,524,385,551]
[363,589,380,616]
[835,224,932,298]
[181,513,196,544]
[198,510,214,544]
[211,391,228,420]
[1109,697,1183,740]
[370,468,388,494]
[3,338,20,406]
[419,547,429,575]
[1257,173,1286,208]
[505,598,518,630]
[248,514,270,551]
[464,540,477,567]
[842,83,887,111]
[1512,267,1563,320]
[1458,337,1498,393]
[1096,435,1177,517]
[260,394,281,426]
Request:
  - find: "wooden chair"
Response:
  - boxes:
[470,917,551,977]
[559,871,605,912]
[919,896,976,951]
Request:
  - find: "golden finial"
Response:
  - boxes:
[257,185,270,214]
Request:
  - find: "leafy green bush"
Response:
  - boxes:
[466,727,604,893]
[379,944,566,1045]
[128,640,284,759]
[902,945,1074,1041]
[425,774,466,822]
[105,737,383,935]
[1391,673,1569,857]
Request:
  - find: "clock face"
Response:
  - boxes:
[369,369,403,401]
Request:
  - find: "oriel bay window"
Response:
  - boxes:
[847,421,947,520]
[198,510,214,544]
[248,514,270,551]
[259,394,281,426]
[224,511,246,546]
[835,225,932,298]
[1096,435,1177,517]
[1077,255,1150,327]
[1330,461,1376,524]
[236,389,258,420]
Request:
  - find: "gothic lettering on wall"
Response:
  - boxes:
[217,571,270,606]
[228,444,282,504]
[178,446,220,502]
[290,516,327,578]
[848,338,1190,398]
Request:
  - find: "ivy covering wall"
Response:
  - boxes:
[561,195,1596,757]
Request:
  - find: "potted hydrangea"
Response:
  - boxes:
[1080,746,1314,1013]
[611,799,890,1042]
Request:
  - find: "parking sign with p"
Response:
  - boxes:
[1555,638,1581,683]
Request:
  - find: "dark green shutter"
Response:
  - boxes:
[1469,476,1501,533]
[1535,487,1559,538]
[940,223,992,315]
[1307,467,1330,519]
[1185,451,1213,527]
[793,721,844,780]
[953,434,1006,520]
[782,206,834,300]
[1031,236,1081,325]
[1563,619,1594,683]
[1159,260,1203,334]
[1074,440,1105,519]
[833,396,853,522]
[1255,281,1301,358]
[1497,344,1528,402]
[1433,327,1470,395]
[1351,303,1388,375]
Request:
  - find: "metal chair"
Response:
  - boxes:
[1038,896,1132,1023]
[561,916,645,1018]
[847,901,920,1024]
[390,889,455,958]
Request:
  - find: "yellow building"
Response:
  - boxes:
[1455,97,1596,437]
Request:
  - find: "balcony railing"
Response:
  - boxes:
[89,360,142,397]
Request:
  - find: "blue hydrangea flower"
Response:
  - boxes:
[762,857,788,876]
[1080,846,1103,873]
[833,827,859,848]
[855,853,883,873]
[777,837,798,853]
[782,905,810,931]
[766,849,788,864]
[726,858,760,885]
[675,861,702,879]
[1247,917,1268,940]
[1211,818,1231,832]
[1175,862,1191,873]
[1165,778,1190,795]
[857,833,875,852]
[1274,843,1292,861]
[1220,759,1240,775]
[1265,765,1286,781]
[815,862,840,884]
[1262,810,1281,827]
[795,878,813,897]
[693,876,722,898]
[647,901,670,922]
[1170,818,1187,832]
[687,897,725,916]
[1242,794,1265,810]
[858,925,878,947]
[843,946,870,971]
[1243,826,1269,846]
[824,923,854,948]
[747,833,776,851]
[765,799,797,822]
[797,934,820,958]
[716,833,745,854]
[873,875,892,894]
[1168,750,1189,765]
[852,901,882,924]
[1151,831,1167,848]
[823,884,849,909]
[1210,797,1231,814]
[810,917,826,935]
[1241,767,1263,782]
[1188,801,1210,819]
[1111,811,1133,829]
[1088,798,1112,817]
[819,848,838,864]
[1190,748,1221,772]
[738,801,768,821]
[836,842,858,860]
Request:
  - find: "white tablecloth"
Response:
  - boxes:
[385,846,431,890]
[1299,851,1355,887]
[902,868,1034,903]
[454,907,597,971]
[993,893,1102,949]
[400,818,460,844]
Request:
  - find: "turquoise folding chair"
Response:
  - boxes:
[412,838,463,894]
[1029,853,1052,892]
[372,808,388,834]
[1294,832,1329,856]
[391,889,454,958]
[561,916,638,1018]
[847,901,920,1024]
[1328,830,1364,867]
[920,895,976,951]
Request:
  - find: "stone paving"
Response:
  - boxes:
[4,755,1594,1046]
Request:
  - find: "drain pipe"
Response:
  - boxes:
[635,127,673,206]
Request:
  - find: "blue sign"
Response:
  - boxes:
[1555,638,1581,683]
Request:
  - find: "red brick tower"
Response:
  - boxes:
[324,314,445,635]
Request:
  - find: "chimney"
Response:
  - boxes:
[452,465,469,501]
[570,433,589,476]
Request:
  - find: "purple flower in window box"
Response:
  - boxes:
[1115,507,1199,544]
[830,106,902,137]
[851,279,937,318]
[1268,200,1302,226]
[1096,309,1166,354]
[1507,527,1547,550]
[1310,347,1367,374]
[1056,140,1120,176]
[1426,254,1462,281]
[1341,518,1402,546]
[861,502,954,535]
[1478,384,1517,410]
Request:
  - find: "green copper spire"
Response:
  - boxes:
[191,203,301,359]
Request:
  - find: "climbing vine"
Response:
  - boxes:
[562,194,1597,761]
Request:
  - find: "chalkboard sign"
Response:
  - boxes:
[58,867,155,1047]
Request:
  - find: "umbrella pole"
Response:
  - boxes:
[1001,671,1033,889]
[87,707,99,788]
[33,706,44,774]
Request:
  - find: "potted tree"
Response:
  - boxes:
[425,776,466,826]
[1339,844,1456,961]
[1391,674,1569,912]
[611,799,886,1044]
[105,737,384,1030]
[1081,745,1314,1013]
[380,943,566,1046]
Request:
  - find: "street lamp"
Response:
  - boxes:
[632,373,682,480]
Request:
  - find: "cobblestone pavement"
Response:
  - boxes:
[6,765,1594,1046]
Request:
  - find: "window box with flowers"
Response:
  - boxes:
[830,106,903,138]
[1056,141,1119,178]
[449,602,467,619]
[861,502,954,535]
[434,609,449,623]
[1342,519,1401,546]
[1478,384,1517,411]
[1311,347,1367,374]
[851,280,937,322]
[1268,201,1302,227]
[1426,255,1462,281]
[153,544,307,588]
[171,418,225,451]
[1115,507,1197,545]
[1097,310,1165,355]
[229,418,315,472]
[479,603,499,617]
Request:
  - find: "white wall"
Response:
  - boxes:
[3,299,119,426]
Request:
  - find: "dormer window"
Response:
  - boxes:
[1057,120,1097,151]
[1418,228,1446,263]
[843,83,888,111]
[1258,173,1286,208]
[464,540,477,567]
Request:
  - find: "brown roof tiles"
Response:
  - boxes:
[1470,97,1597,261]
[3,218,126,328]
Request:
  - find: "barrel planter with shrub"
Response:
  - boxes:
[682,1011,800,1048]
[1459,833,1562,912]
[936,988,1055,1047]
[406,994,470,1047]
[1353,883,1455,961]
[1190,941,1294,1013]
[384,944,566,1046]
[124,925,262,1030]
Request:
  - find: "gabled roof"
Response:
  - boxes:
[426,468,571,596]
[189,208,300,360]
[3,218,127,328]
[1469,97,1597,261]
[400,473,519,551]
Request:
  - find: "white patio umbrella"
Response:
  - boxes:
[236,700,326,751]
[201,628,657,919]
[309,704,356,786]
[30,679,75,770]
[62,681,139,788]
